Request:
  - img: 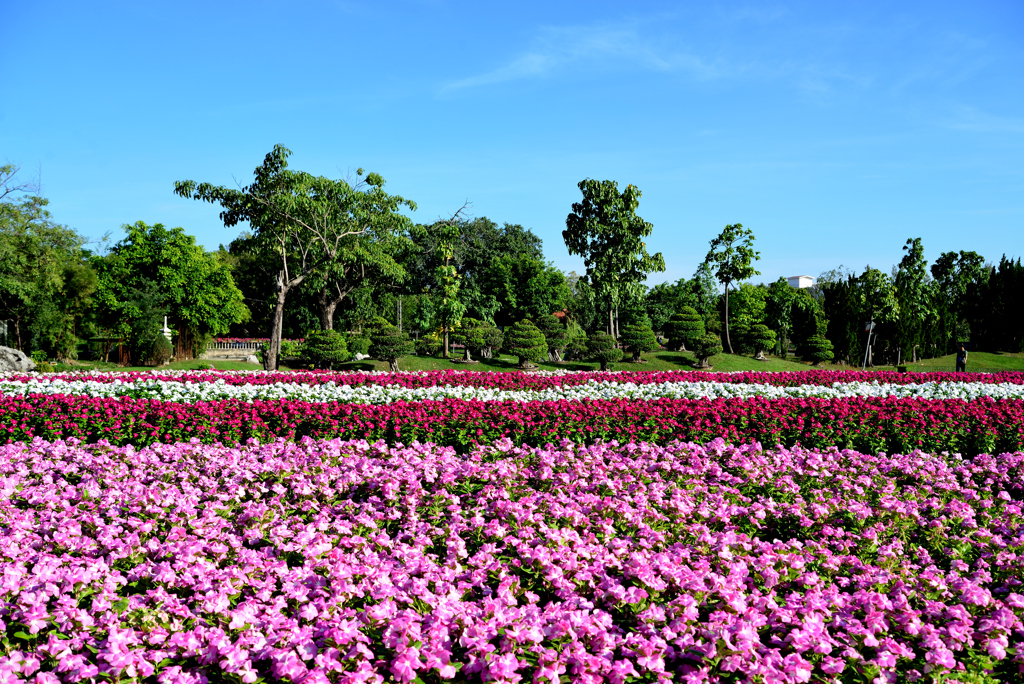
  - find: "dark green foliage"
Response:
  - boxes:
[535,314,569,360]
[664,307,705,351]
[453,318,504,360]
[123,280,170,366]
[692,333,723,368]
[414,333,442,357]
[586,331,623,370]
[730,319,752,354]
[149,335,174,366]
[302,329,350,369]
[563,319,588,361]
[369,324,414,372]
[619,323,657,361]
[645,279,699,333]
[564,179,665,336]
[565,334,588,361]
[977,256,1024,352]
[505,319,549,368]
[749,324,777,359]
[703,223,761,354]
[346,335,371,356]
[802,335,835,366]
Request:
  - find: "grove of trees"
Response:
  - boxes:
[2,152,1022,368]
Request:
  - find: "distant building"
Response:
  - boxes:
[787,275,814,289]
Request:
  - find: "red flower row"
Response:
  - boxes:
[2,394,1021,456]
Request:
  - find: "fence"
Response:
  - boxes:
[206,340,266,351]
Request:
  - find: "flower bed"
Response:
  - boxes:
[2,395,1023,456]
[1,438,1021,683]
[5,369,1024,391]
[6,377,1024,404]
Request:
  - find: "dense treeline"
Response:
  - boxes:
[1,155,1021,368]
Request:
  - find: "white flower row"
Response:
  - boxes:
[1,377,1022,404]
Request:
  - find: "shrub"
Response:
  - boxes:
[729,320,752,355]
[664,308,705,351]
[34,360,56,373]
[563,319,589,361]
[414,332,441,357]
[802,335,835,366]
[455,318,503,360]
[505,320,548,369]
[586,331,623,371]
[346,335,371,356]
[149,335,174,366]
[369,324,414,372]
[620,323,657,361]
[692,333,723,369]
[302,330,350,370]
[535,315,569,361]
[749,324,777,361]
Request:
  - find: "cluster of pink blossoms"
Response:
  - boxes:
[1,437,1022,683]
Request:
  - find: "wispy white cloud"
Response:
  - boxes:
[439,22,730,95]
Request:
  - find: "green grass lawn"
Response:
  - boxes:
[52,349,1024,374]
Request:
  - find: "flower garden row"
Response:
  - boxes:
[6,369,1024,390]
[2,394,1023,456]
[2,437,1022,683]
[5,377,1024,404]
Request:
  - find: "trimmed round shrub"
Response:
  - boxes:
[456,319,504,359]
[369,324,414,372]
[692,333,723,369]
[535,314,569,361]
[749,324,777,360]
[619,323,657,362]
[586,331,623,371]
[505,319,549,368]
[664,307,705,351]
[802,335,835,366]
[302,330,350,370]
[565,332,588,361]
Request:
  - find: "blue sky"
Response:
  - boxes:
[2,1,1022,286]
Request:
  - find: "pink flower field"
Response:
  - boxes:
[2,370,1023,683]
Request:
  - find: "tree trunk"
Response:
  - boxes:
[265,287,289,371]
[724,283,733,354]
[443,329,449,358]
[609,307,614,338]
[319,295,338,331]
[389,359,400,372]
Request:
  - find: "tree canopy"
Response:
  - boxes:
[563,179,665,336]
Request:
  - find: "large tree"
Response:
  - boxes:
[703,224,761,354]
[931,250,987,352]
[563,179,665,338]
[894,238,934,362]
[406,217,544,324]
[174,145,414,370]
[478,254,572,328]
[92,222,248,361]
[0,164,97,359]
